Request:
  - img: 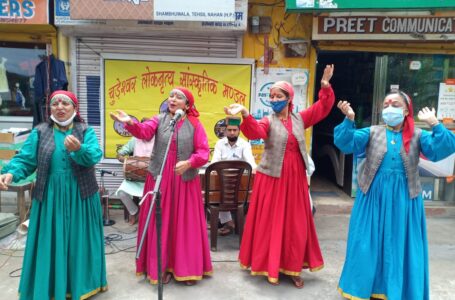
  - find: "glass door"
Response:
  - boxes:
[373,53,455,126]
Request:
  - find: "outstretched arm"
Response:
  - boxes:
[301,64,335,128]
[0,129,39,183]
[224,104,269,140]
[334,101,369,155]
[418,107,455,161]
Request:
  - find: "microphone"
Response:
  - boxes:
[96,169,117,176]
[169,109,185,127]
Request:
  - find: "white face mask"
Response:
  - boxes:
[51,112,77,127]
[382,106,404,126]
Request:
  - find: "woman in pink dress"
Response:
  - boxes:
[225,65,335,288]
[110,87,212,286]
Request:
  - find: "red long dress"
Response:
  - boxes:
[238,86,335,283]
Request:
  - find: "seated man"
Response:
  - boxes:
[211,117,257,235]
[116,118,154,224]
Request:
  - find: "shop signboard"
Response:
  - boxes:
[313,15,455,41]
[154,0,235,22]
[67,0,234,22]
[102,55,253,159]
[0,0,48,24]
[286,0,455,11]
[55,0,246,31]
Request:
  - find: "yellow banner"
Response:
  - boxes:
[104,58,252,159]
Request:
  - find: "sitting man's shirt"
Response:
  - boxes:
[212,136,257,169]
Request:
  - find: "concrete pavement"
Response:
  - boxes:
[1,201,454,300]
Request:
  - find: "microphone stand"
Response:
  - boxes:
[136,119,177,300]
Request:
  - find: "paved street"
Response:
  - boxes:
[1,203,454,300]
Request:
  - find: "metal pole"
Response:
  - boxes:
[136,123,177,300]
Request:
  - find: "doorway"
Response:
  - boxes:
[311,51,376,196]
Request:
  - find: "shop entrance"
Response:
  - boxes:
[311,50,455,200]
[311,51,376,196]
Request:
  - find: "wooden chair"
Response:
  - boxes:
[204,160,252,251]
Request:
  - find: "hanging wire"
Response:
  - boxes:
[249,0,284,7]
[76,38,102,57]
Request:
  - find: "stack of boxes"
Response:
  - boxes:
[0,128,31,161]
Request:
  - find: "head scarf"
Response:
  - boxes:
[270,81,295,111]
[172,87,199,127]
[48,90,84,122]
[399,91,414,154]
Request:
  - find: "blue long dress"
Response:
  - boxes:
[334,118,455,300]
[1,125,107,300]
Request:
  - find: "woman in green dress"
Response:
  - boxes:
[0,90,107,299]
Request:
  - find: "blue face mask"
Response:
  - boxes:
[382,106,404,126]
[270,99,288,113]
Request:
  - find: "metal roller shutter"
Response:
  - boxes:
[74,34,242,192]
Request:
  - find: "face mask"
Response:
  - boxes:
[51,112,77,127]
[270,99,288,113]
[227,136,238,143]
[382,106,404,126]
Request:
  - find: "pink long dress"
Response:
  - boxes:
[126,116,212,283]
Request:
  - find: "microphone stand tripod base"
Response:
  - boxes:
[103,219,115,226]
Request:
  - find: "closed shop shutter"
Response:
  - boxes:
[74,34,242,191]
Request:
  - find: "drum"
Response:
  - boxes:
[123,156,150,181]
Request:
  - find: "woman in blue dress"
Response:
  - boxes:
[334,91,455,300]
[0,91,107,299]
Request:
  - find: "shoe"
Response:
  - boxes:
[185,280,197,286]
[162,272,172,284]
[218,221,235,236]
[267,279,280,286]
[290,276,304,289]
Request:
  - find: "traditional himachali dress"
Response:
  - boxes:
[1,126,107,299]
[238,86,335,283]
[127,115,213,283]
[335,118,455,300]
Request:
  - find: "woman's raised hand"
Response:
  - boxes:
[110,110,133,125]
[337,100,355,121]
[224,104,249,118]
[321,64,334,87]
[418,107,439,127]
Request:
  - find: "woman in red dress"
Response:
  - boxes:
[225,65,335,288]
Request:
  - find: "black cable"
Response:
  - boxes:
[104,232,137,254]
[9,268,21,278]
[250,0,284,7]
[76,38,102,57]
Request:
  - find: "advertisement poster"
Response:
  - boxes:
[437,81,455,119]
[103,57,253,159]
